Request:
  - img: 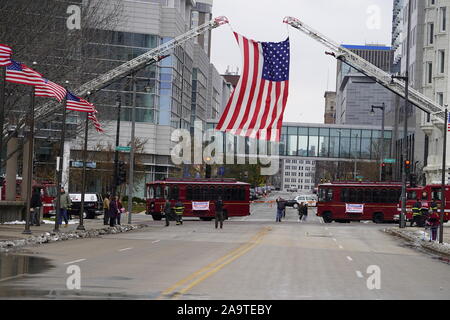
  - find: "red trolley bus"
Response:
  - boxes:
[317,182,403,223]
[145,178,251,221]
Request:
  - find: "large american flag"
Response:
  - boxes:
[88,112,104,133]
[0,44,12,66]
[35,78,67,102]
[216,33,290,142]
[66,91,95,113]
[5,60,45,86]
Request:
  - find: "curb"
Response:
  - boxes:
[384,227,450,258]
[0,223,151,253]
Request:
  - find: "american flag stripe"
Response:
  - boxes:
[66,92,95,113]
[5,60,45,86]
[0,44,12,66]
[35,79,67,102]
[216,33,289,142]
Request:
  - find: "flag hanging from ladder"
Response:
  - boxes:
[216,33,290,142]
[88,112,104,133]
[0,44,12,66]
[66,91,95,113]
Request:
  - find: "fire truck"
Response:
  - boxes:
[402,184,450,222]
[1,178,57,216]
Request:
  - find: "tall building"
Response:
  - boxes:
[392,0,405,74]
[324,91,336,124]
[335,44,395,126]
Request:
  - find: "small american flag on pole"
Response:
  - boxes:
[448,112,450,132]
[35,78,67,102]
[5,60,45,86]
[216,33,290,142]
[0,44,12,66]
[66,91,95,113]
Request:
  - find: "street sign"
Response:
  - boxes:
[116,146,131,152]
[383,159,396,164]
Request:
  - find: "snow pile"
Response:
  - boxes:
[2,219,80,225]
[0,224,150,253]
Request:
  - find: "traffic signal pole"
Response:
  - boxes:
[440,108,448,244]
[113,94,121,197]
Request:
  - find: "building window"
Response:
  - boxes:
[428,23,434,45]
[427,62,433,84]
[437,92,444,106]
[439,50,445,73]
[441,7,447,32]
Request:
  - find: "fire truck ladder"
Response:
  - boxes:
[5,16,229,130]
[283,16,446,123]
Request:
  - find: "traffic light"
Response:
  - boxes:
[117,161,127,185]
[404,160,411,175]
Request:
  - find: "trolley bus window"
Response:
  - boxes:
[225,188,232,201]
[380,189,388,203]
[170,185,179,200]
[341,188,349,202]
[349,189,358,203]
[364,189,373,203]
[210,186,216,200]
[193,187,201,200]
[155,185,161,199]
[355,189,364,203]
[164,186,170,200]
[239,187,245,201]
[148,186,155,199]
[187,186,193,200]
[232,188,239,201]
[202,187,208,201]
[217,187,223,200]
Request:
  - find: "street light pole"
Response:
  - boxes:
[113,94,121,198]
[440,107,448,244]
[371,103,386,181]
[127,73,137,224]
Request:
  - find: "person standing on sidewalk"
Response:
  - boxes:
[117,197,124,225]
[103,193,110,226]
[56,187,71,228]
[428,199,440,242]
[215,196,224,229]
[30,188,42,226]
[109,196,119,227]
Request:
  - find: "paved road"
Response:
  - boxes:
[1,192,449,299]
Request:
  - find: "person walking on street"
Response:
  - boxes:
[297,202,304,222]
[302,202,309,222]
[164,199,172,227]
[428,199,440,241]
[276,197,286,222]
[410,199,421,227]
[215,196,224,229]
[109,196,119,227]
[56,187,71,228]
[174,200,184,225]
[103,193,110,225]
[30,188,42,226]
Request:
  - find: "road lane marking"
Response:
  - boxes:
[338,245,344,249]
[333,238,337,242]
[63,259,86,265]
[356,271,363,278]
[152,240,161,244]
[119,247,133,252]
[158,227,271,300]
[0,274,28,282]
[346,256,353,261]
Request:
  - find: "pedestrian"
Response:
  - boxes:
[103,193,110,226]
[428,199,440,242]
[215,196,224,229]
[410,199,421,227]
[164,199,172,227]
[117,197,123,225]
[419,200,430,227]
[276,197,286,222]
[297,202,304,222]
[109,196,119,227]
[30,187,42,226]
[302,202,309,222]
[56,187,71,227]
[174,200,184,225]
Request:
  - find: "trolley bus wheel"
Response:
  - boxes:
[373,212,384,224]
[152,213,162,221]
[322,212,333,223]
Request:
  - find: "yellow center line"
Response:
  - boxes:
[157,227,271,299]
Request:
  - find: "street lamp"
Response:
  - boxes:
[370,102,386,181]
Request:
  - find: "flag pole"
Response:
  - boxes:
[0,67,5,182]
[440,107,448,244]
[77,93,91,231]
[23,85,35,234]
[54,82,69,233]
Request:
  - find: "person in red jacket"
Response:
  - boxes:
[427,200,440,242]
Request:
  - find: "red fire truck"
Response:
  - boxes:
[1,178,57,216]
[145,178,251,221]
[402,184,450,222]
[317,182,403,223]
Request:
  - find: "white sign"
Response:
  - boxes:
[69,194,98,202]
[192,201,210,211]
[346,204,364,214]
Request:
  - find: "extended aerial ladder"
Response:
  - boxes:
[283,16,446,123]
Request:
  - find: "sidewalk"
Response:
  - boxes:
[0,213,154,253]
[385,223,450,257]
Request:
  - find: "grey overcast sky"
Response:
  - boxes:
[211,0,394,124]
